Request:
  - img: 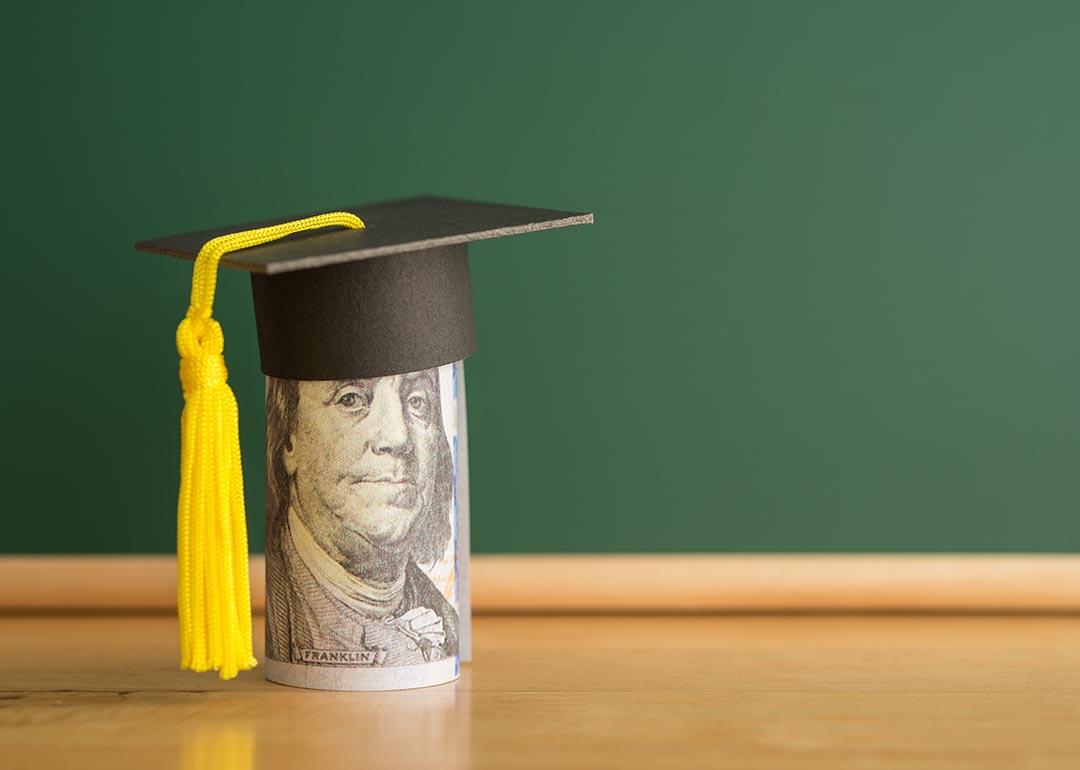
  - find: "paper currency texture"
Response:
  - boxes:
[264,363,462,690]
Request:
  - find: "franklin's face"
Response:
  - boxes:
[285,371,443,557]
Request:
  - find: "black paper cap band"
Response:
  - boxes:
[250,244,477,380]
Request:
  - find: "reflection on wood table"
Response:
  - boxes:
[1,615,1079,769]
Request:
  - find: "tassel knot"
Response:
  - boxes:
[177,313,225,356]
[177,317,228,393]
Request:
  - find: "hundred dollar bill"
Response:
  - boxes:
[263,362,463,690]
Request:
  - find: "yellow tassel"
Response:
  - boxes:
[175,211,365,679]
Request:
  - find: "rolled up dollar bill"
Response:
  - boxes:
[264,362,463,690]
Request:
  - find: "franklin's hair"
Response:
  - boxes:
[265,374,454,565]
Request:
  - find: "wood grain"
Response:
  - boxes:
[2,554,1079,612]
[1,614,1078,769]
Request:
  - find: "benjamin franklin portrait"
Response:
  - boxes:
[264,367,459,667]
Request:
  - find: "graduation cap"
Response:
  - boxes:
[136,196,592,685]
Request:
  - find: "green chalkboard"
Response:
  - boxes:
[4,2,1079,554]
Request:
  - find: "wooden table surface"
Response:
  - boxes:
[2,614,1078,769]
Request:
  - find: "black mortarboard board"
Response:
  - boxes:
[137,196,593,380]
